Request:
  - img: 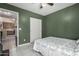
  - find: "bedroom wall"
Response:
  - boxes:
[43,3,79,39]
[0,3,44,45]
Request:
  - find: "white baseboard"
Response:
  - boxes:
[18,43,30,47]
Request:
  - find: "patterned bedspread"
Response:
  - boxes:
[33,37,76,56]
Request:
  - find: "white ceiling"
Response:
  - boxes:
[9,3,75,16]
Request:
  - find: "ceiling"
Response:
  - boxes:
[0,8,17,19]
[9,3,75,16]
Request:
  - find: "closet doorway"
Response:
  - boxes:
[0,8,19,55]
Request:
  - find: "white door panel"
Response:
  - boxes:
[30,17,42,42]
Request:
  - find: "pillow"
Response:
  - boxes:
[76,39,79,44]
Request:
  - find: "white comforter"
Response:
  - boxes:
[33,37,76,56]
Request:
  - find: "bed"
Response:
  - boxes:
[33,37,77,56]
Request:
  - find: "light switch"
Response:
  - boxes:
[24,39,26,41]
[19,28,22,30]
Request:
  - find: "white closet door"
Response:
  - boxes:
[30,17,42,42]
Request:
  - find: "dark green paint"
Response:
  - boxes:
[0,3,44,45]
[0,3,79,53]
[43,4,79,39]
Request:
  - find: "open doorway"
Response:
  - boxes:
[0,8,19,56]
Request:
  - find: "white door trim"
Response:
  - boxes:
[16,11,19,47]
[0,8,19,46]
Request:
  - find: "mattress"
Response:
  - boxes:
[33,37,76,56]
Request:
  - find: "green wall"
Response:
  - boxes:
[0,3,79,45]
[0,3,79,54]
[43,4,79,39]
[0,3,44,45]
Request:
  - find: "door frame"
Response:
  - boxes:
[0,8,19,47]
[30,17,42,42]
